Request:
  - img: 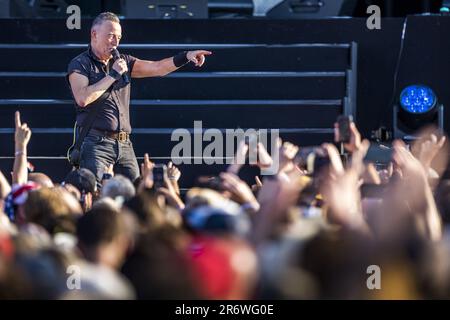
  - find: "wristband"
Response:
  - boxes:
[173,51,189,67]
[108,69,122,80]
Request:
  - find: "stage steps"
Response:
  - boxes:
[0,41,357,186]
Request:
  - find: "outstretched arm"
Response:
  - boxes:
[12,111,31,185]
[131,50,212,78]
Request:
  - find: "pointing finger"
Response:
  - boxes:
[15,111,21,128]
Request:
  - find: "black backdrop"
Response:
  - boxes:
[1,15,450,137]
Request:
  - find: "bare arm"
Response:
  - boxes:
[68,58,128,107]
[131,57,178,78]
[68,72,116,107]
[131,50,212,78]
[392,140,443,241]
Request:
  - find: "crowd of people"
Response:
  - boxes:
[1,111,450,299]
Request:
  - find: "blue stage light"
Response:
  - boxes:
[400,85,436,114]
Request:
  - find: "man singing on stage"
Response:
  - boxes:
[67,12,211,183]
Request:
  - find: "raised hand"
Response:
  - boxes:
[167,161,181,181]
[251,175,263,193]
[101,163,115,186]
[278,139,299,174]
[227,139,249,174]
[416,134,447,172]
[104,163,114,176]
[157,172,185,210]
[15,111,31,150]
[256,142,273,169]
[390,139,442,241]
[334,121,361,153]
[167,161,181,195]
[219,172,259,211]
[392,139,428,183]
[252,169,306,243]
[320,140,370,231]
[138,153,155,191]
[13,111,32,185]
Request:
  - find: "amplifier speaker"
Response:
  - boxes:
[266,0,356,19]
[123,0,208,19]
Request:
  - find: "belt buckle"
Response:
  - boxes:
[118,131,128,142]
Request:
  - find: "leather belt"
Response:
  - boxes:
[88,128,130,142]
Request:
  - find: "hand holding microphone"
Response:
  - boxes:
[111,48,130,84]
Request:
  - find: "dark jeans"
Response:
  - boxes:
[79,132,140,183]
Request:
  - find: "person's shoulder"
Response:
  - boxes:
[67,48,93,76]
[68,48,91,66]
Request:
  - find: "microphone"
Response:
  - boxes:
[111,48,130,84]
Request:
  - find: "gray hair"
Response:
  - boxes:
[91,12,120,30]
[101,175,135,202]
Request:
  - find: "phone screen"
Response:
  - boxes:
[364,143,393,164]
[153,164,167,189]
[337,115,353,143]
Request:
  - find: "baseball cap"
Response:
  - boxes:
[183,205,250,236]
[63,168,97,194]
